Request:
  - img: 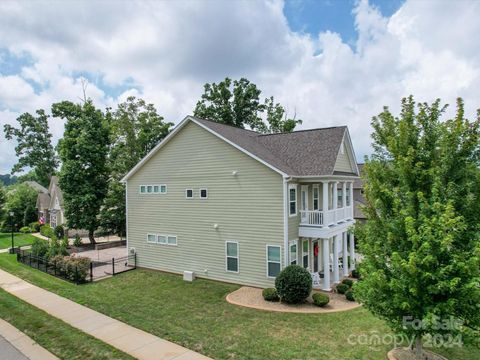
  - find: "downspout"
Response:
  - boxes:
[283,176,292,267]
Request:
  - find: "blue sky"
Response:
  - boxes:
[0,0,479,174]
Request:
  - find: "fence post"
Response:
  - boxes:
[90,262,93,282]
[112,258,115,276]
[134,253,137,269]
[16,252,19,262]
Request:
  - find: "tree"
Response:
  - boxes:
[52,100,110,244]
[194,77,301,133]
[3,183,38,230]
[355,96,480,358]
[0,184,5,224]
[3,110,58,187]
[100,97,172,236]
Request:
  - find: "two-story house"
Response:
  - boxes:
[122,116,359,290]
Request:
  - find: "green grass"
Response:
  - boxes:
[0,253,477,360]
[0,288,133,360]
[0,233,38,249]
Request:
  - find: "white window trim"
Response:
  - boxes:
[147,233,157,243]
[139,184,167,194]
[199,187,208,199]
[313,185,319,211]
[302,239,309,270]
[288,184,297,217]
[266,245,282,278]
[146,233,177,246]
[166,234,177,246]
[225,241,239,273]
[185,189,193,199]
[289,240,298,265]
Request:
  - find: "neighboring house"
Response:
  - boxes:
[353,163,366,222]
[36,176,65,228]
[122,116,359,290]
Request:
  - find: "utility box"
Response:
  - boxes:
[183,271,195,282]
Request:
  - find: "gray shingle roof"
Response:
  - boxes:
[353,163,364,188]
[193,117,353,176]
[36,193,51,210]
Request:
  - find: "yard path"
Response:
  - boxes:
[0,269,211,360]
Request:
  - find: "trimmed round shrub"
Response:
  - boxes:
[351,269,360,279]
[336,283,349,294]
[54,225,65,240]
[262,288,279,302]
[342,278,353,287]
[345,289,355,301]
[20,226,31,234]
[312,293,330,307]
[275,265,312,304]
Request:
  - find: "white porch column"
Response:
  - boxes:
[342,181,347,208]
[350,181,354,218]
[322,181,329,226]
[322,238,330,291]
[349,233,356,271]
[332,236,340,283]
[332,182,338,223]
[342,232,349,277]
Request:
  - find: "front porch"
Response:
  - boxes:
[290,231,356,291]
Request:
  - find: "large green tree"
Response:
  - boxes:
[3,183,38,230]
[3,110,58,187]
[355,97,480,357]
[0,183,5,225]
[52,100,110,244]
[194,77,302,133]
[100,97,172,236]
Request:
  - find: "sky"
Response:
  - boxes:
[1,0,479,174]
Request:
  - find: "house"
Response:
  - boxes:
[36,176,65,228]
[122,116,359,290]
[353,163,366,222]
[24,181,48,194]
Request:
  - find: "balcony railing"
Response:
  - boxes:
[300,206,353,227]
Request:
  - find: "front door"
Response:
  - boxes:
[301,185,308,222]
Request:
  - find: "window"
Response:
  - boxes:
[302,240,309,269]
[200,188,208,199]
[267,245,281,277]
[290,242,297,265]
[146,234,176,246]
[346,185,351,206]
[313,186,319,210]
[139,184,167,194]
[140,185,146,193]
[153,185,159,193]
[160,185,167,194]
[147,234,157,243]
[226,242,239,272]
[338,188,343,206]
[186,189,193,199]
[147,185,153,193]
[157,235,167,244]
[289,184,297,216]
[167,235,177,245]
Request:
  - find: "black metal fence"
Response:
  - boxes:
[17,249,136,284]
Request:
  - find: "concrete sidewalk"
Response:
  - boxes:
[0,269,210,360]
[0,318,58,360]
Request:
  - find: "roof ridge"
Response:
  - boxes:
[190,116,260,135]
[258,126,346,136]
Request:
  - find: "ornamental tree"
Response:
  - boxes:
[52,100,110,244]
[355,97,480,357]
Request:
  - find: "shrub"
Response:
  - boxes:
[29,221,41,232]
[40,225,55,239]
[262,288,279,302]
[351,269,360,279]
[312,293,330,307]
[61,236,69,249]
[336,283,349,294]
[20,226,31,233]
[342,279,353,287]
[49,255,91,283]
[275,265,312,304]
[73,234,82,247]
[54,225,65,240]
[345,289,355,301]
[31,238,49,258]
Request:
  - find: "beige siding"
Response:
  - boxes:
[127,121,284,288]
[288,184,300,242]
[334,141,355,173]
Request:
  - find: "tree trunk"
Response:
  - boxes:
[414,335,423,359]
[88,229,96,244]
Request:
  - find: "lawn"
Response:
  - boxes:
[0,288,133,360]
[0,232,39,249]
[0,253,477,360]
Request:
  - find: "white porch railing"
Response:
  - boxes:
[300,206,354,227]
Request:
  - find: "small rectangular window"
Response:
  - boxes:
[153,185,159,193]
[147,234,157,243]
[200,188,208,199]
[167,235,177,245]
[289,185,297,216]
[302,240,309,269]
[160,185,167,194]
[226,242,239,272]
[147,185,153,193]
[338,188,343,206]
[140,186,146,193]
[290,242,297,265]
[313,186,319,210]
[158,235,167,244]
[186,189,193,199]
[267,245,281,277]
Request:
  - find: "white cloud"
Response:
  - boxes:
[0,0,479,173]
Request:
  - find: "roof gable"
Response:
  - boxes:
[333,131,359,175]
